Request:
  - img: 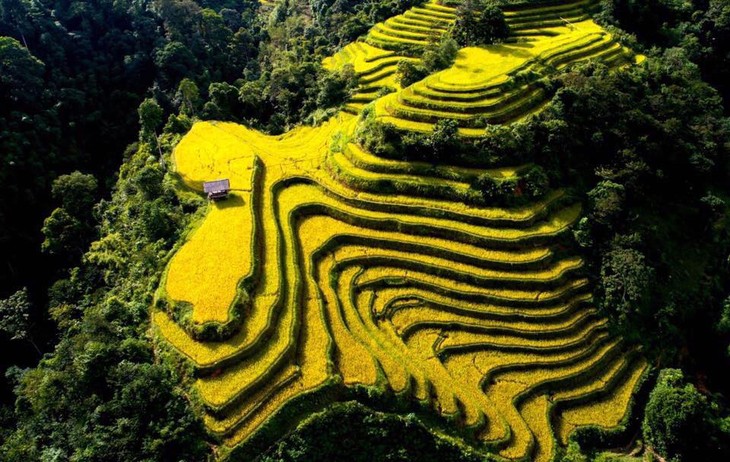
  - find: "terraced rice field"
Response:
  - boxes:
[154,1,648,460]
[374,18,639,134]
[325,0,639,129]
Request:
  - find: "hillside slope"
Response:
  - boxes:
[152,1,649,460]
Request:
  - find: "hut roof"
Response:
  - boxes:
[203,179,230,193]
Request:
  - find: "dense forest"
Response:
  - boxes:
[1,0,730,461]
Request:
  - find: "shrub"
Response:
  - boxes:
[422,35,459,72]
[452,0,509,46]
[430,119,460,162]
[523,165,550,199]
[396,34,458,89]
[396,59,429,87]
[643,369,714,462]
[473,174,501,201]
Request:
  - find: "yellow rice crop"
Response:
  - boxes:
[436,315,605,352]
[323,42,400,75]
[165,193,254,325]
[556,358,648,443]
[552,353,628,403]
[315,164,569,222]
[521,395,554,462]
[495,341,621,393]
[389,303,597,335]
[344,142,525,179]
[314,242,581,287]
[315,252,380,386]
[449,333,609,383]
[208,376,307,440]
[203,362,300,433]
[356,266,591,304]
[281,182,582,243]
[330,150,475,194]
[374,21,634,131]
[336,267,413,394]
[154,1,646,456]
[371,287,591,320]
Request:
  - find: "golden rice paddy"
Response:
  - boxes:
[153,1,648,460]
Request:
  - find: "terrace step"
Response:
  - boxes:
[403,10,455,26]
[385,17,448,35]
[509,14,592,31]
[398,83,539,115]
[342,142,528,182]
[358,65,399,85]
[554,355,647,444]
[387,85,547,127]
[389,15,451,30]
[502,0,598,14]
[377,291,592,323]
[367,29,430,50]
[409,6,457,20]
[373,23,440,42]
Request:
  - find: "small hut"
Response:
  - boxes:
[203,179,231,201]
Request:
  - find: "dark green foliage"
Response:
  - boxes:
[397,35,459,87]
[41,208,88,259]
[587,181,625,226]
[42,172,99,264]
[134,165,165,200]
[316,65,358,109]
[2,355,208,462]
[0,288,31,343]
[0,0,374,319]
[430,119,461,162]
[422,36,459,72]
[523,165,550,199]
[311,0,427,46]
[473,164,550,206]
[203,82,241,120]
[50,172,98,218]
[599,234,654,332]
[452,0,509,46]
[643,369,730,461]
[0,36,44,105]
[357,110,486,166]
[258,401,490,462]
[600,0,730,105]
[535,55,730,357]
[473,174,501,201]
[139,98,165,143]
[559,442,589,462]
[397,59,430,88]
[718,296,730,336]
[2,138,206,461]
[175,78,202,117]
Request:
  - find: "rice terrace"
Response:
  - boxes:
[154,0,649,460]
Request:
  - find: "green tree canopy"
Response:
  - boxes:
[0,36,44,107]
[42,172,98,263]
[452,0,509,46]
[0,288,30,343]
[643,369,725,461]
[138,98,164,141]
[50,171,98,218]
